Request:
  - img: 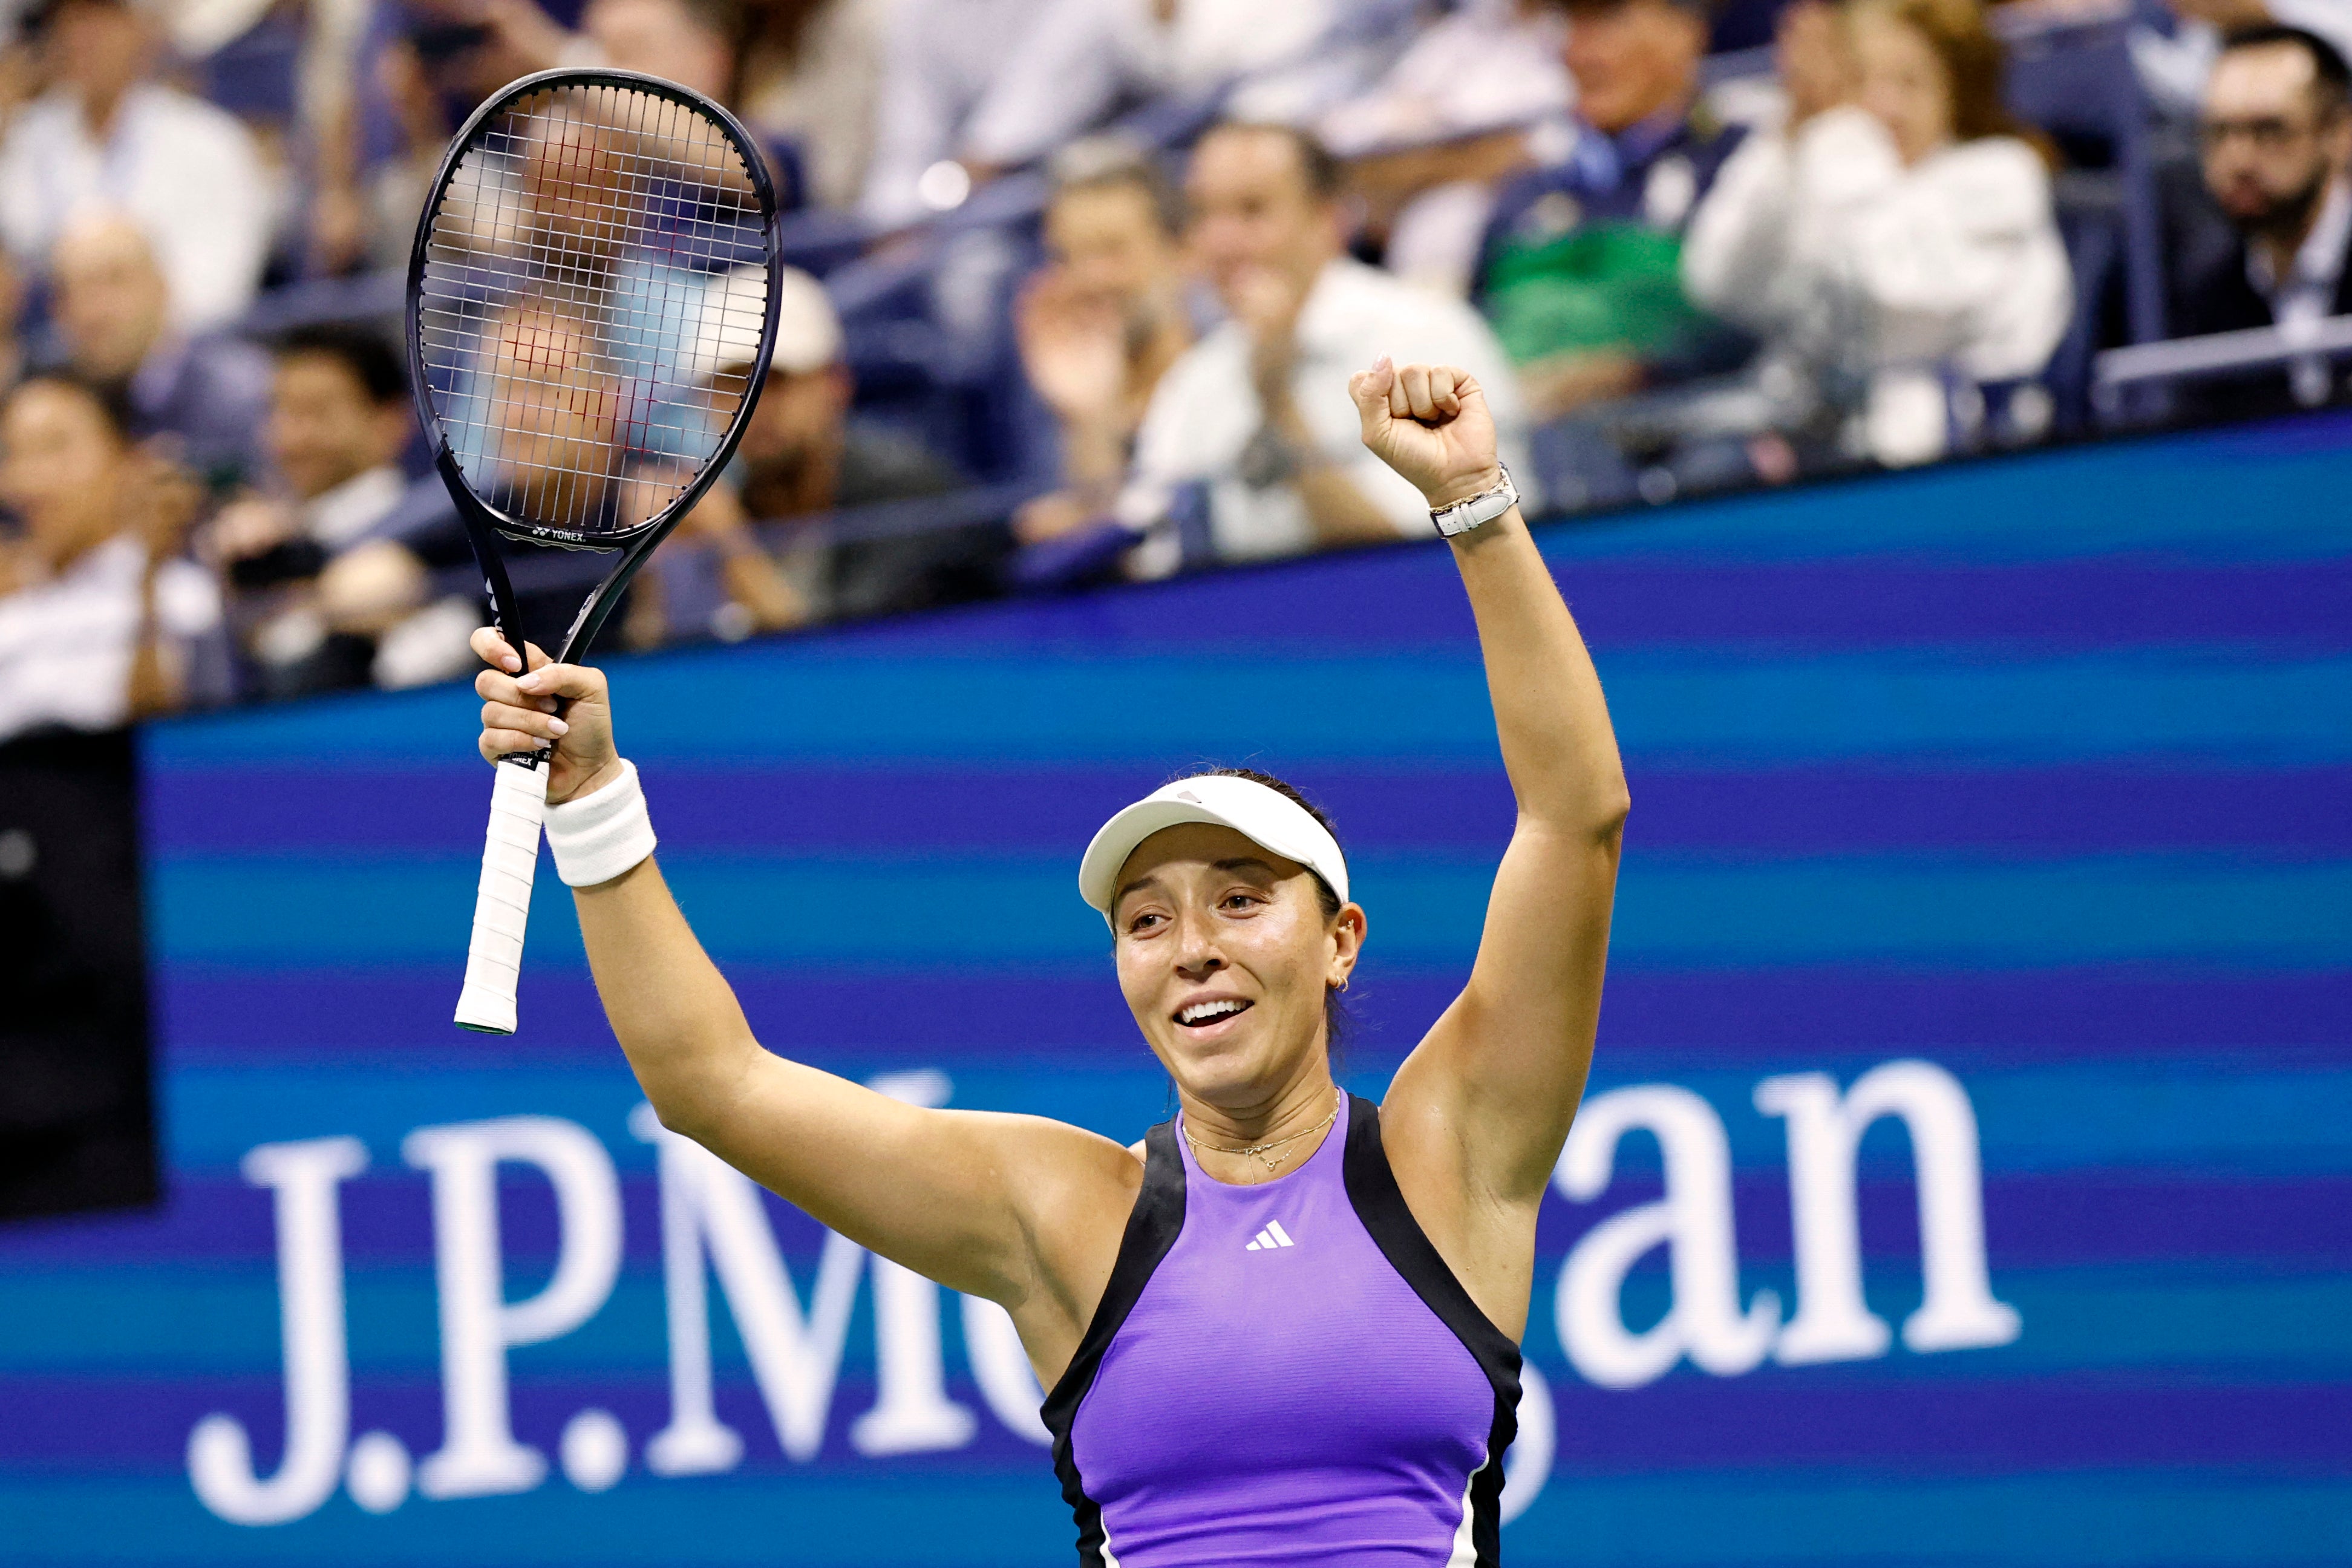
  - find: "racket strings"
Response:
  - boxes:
[417,82,773,541]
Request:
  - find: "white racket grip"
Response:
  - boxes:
[454,759,550,1034]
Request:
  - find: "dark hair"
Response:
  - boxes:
[8,370,135,444]
[1197,120,1344,202]
[19,0,130,42]
[2220,24,2352,114]
[275,323,409,406]
[1189,766,1354,1060]
[1049,137,1185,235]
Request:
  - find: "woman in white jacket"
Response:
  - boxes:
[1682,0,2073,465]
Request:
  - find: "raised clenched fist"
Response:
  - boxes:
[1347,358,1505,512]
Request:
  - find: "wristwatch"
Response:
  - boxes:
[1429,466,1519,538]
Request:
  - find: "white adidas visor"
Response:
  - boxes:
[1079,775,1350,929]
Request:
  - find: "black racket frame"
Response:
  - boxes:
[404,67,785,687]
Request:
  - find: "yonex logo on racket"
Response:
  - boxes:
[1244,1221,1296,1252]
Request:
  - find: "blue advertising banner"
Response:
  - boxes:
[2,413,2348,1565]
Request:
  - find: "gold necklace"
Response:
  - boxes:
[1183,1091,1341,1175]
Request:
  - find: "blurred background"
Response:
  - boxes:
[0,0,2347,1561]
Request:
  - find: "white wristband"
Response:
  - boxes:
[546,759,658,887]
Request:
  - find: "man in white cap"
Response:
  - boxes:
[731,265,982,621]
[628,266,970,644]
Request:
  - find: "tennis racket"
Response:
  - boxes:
[405,68,783,1034]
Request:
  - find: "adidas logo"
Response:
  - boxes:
[1244,1221,1296,1252]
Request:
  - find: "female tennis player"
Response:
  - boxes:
[470,357,1626,1566]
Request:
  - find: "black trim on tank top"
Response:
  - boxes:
[1341,1094,1523,1568]
[1041,1117,1187,1568]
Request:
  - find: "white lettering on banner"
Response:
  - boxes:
[1497,1361,1553,1525]
[630,1105,864,1468]
[1554,1085,1780,1389]
[178,1057,2011,1529]
[961,1295,1053,1446]
[188,1136,367,1525]
[1755,1060,2021,1363]
[403,1116,624,1499]
[855,1258,979,1454]
[852,1072,979,1456]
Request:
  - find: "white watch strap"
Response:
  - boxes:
[546,759,658,887]
[1430,466,1519,537]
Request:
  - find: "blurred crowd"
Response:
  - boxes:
[1,0,2349,742]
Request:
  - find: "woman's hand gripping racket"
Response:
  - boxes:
[405,69,783,1033]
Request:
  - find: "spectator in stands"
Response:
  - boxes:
[42,214,272,488]
[207,326,475,697]
[1473,0,1752,420]
[477,0,736,106]
[305,0,408,274]
[627,266,965,641]
[310,0,524,272]
[866,0,1382,226]
[0,251,24,396]
[2133,0,2352,123]
[1323,0,1575,297]
[0,0,271,332]
[1012,145,1195,544]
[619,455,811,647]
[860,0,1044,226]
[494,0,890,219]
[2170,25,2352,414]
[736,0,893,212]
[1114,120,1529,575]
[0,373,221,742]
[316,0,669,269]
[583,0,734,99]
[1681,0,2072,465]
[958,0,1353,183]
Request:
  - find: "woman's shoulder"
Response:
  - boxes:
[1929,134,2054,193]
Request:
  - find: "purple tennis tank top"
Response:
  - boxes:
[1042,1094,1521,1567]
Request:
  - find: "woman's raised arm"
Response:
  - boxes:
[1347,361,1630,1212]
[469,630,1138,1364]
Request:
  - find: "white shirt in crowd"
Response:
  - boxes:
[1317,0,1574,296]
[0,82,272,332]
[245,463,408,671]
[2248,174,2352,405]
[1318,0,1571,161]
[859,0,1044,227]
[1682,105,2071,462]
[0,534,221,743]
[241,465,477,691]
[962,0,1340,171]
[1118,256,1532,573]
[742,0,894,212]
[303,463,407,552]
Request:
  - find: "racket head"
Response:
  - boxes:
[405,69,783,589]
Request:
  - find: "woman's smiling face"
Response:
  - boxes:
[1112,822,1363,1111]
